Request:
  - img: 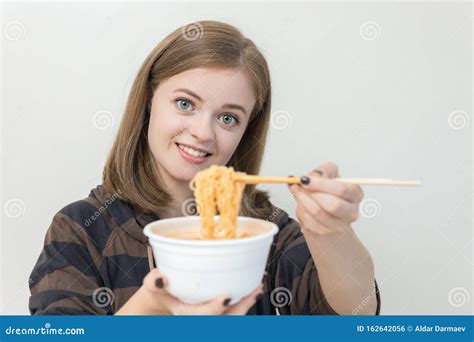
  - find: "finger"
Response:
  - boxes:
[311,161,340,178]
[141,269,176,314]
[290,185,344,232]
[312,192,359,222]
[142,268,169,294]
[295,204,333,235]
[301,174,364,203]
[224,283,264,315]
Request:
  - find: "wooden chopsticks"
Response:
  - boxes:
[233,175,421,186]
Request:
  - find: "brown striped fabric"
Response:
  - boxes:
[29,185,380,315]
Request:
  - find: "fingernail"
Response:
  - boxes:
[223,298,231,306]
[155,277,164,288]
[312,170,324,177]
[300,176,310,185]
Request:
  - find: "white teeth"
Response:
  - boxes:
[178,144,208,158]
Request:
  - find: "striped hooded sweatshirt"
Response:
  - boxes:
[29,185,380,315]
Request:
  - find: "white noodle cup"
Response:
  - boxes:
[144,215,279,305]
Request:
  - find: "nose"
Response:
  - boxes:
[187,111,215,143]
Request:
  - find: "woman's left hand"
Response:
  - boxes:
[288,161,364,236]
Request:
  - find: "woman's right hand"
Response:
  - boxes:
[115,268,264,315]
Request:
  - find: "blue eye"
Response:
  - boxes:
[176,99,194,111]
[218,114,239,127]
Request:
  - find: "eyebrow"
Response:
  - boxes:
[173,88,248,116]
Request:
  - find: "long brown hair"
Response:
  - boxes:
[103,20,274,220]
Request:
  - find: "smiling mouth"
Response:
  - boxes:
[175,143,212,158]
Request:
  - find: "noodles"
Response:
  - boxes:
[189,165,246,239]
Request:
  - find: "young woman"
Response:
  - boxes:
[29,21,380,315]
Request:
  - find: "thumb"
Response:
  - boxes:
[142,268,169,294]
[310,161,339,178]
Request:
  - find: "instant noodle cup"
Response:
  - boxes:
[144,215,278,305]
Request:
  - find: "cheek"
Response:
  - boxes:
[214,130,245,161]
[148,111,186,152]
[147,114,166,157]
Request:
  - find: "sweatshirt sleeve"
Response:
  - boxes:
[29,203,111,315]
[268,216,381,315]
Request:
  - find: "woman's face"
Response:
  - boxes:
[148,67,256,184]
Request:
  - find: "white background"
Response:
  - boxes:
[1,1,472,315]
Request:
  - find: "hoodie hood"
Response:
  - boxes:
[88,184,159,244]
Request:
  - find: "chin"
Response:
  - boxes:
[166,168,192,182]
[171,165,204,182]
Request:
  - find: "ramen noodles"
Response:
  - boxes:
[189,165,246,239]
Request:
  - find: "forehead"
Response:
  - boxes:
[160,67,256,106]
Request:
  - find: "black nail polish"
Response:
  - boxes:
[223,298,231,306]
[300,176,310,185]
[155,277,164,288]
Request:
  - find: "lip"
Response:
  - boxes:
[175,143,212,164]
